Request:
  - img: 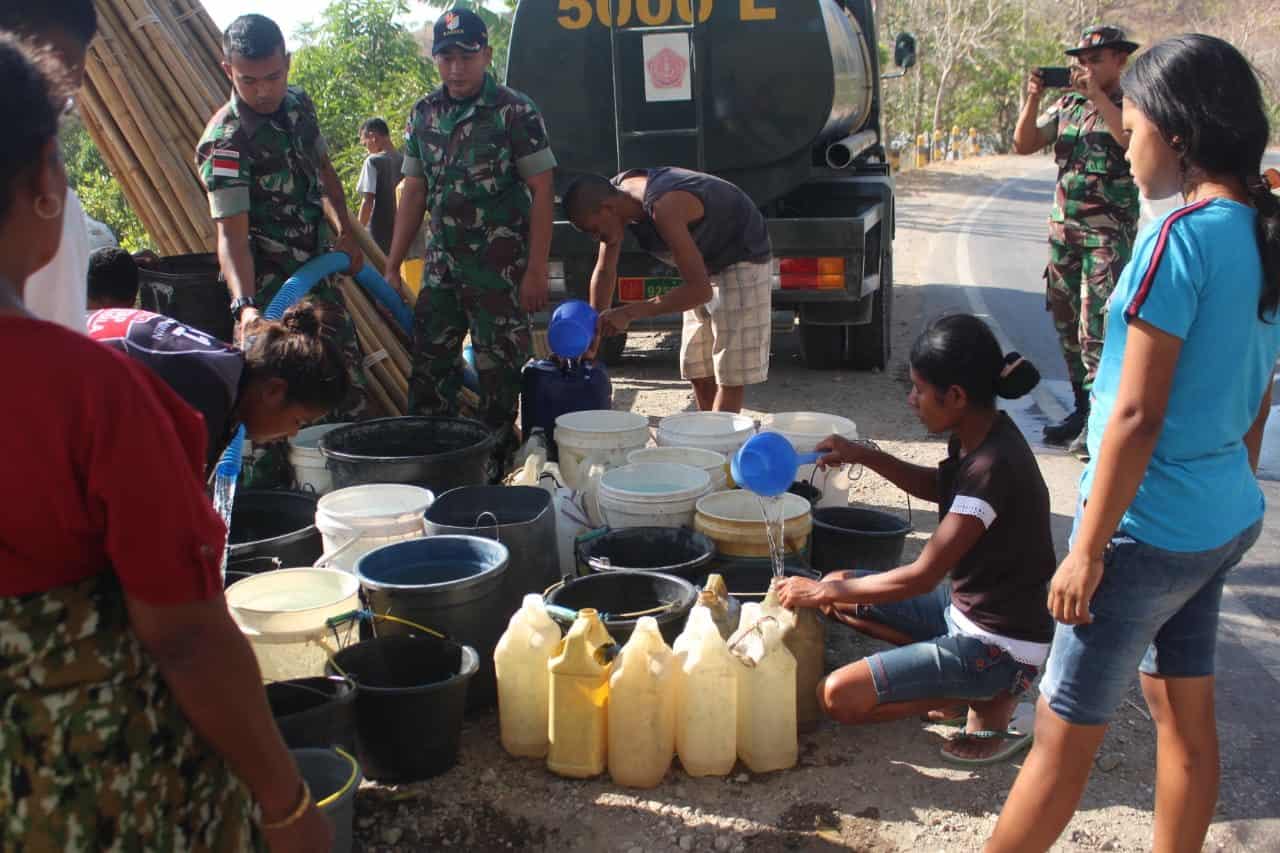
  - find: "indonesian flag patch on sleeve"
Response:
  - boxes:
[211,148,241,178]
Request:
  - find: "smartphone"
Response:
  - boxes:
[1038,66,1073,88]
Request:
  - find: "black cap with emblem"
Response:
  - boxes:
[433,7,488,55]
[1065,25,1139,57]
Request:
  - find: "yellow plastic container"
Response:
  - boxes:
[730,604,798,773]
[697,573,740,640]
[494,594,563,758]
[607,617,677,788]
[547,608,613,778]
[673,607,739,777]
[762,580,827,730]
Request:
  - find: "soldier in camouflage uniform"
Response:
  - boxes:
[1014,26,1140,455]
[385,8,556,467]
[196,14,367,487]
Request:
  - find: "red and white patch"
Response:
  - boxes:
[647,47,687,90]
[211,147,240,178]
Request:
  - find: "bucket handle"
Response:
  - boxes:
[314,747,360,809]
[313,515,364,569]
[466,510,501,544]
[846,438,913,527]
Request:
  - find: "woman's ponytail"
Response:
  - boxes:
[1249,172,1280,321]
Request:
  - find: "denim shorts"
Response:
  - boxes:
[1041,519,1262,726]
[859,581,1041,705]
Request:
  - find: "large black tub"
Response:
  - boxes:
[227,490,322,567]
[320,416,495,492]
[356,535,509,710]
[546,570,697,647]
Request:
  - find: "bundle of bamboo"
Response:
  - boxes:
[80,0,226,254]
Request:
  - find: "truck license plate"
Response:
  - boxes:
[619,276,681,302]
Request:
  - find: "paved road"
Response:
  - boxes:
[904,155,1280,848]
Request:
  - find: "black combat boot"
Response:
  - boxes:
[1044,383,1089,446]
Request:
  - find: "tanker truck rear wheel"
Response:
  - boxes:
[848,253,893,371]
[798,323,846,370]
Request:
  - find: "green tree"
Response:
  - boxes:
[292,0,441,200]
[61,117,149,251]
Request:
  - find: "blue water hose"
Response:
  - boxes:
[213,252,412,477]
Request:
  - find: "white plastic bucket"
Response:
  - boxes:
[628,446,729,492]
[656,412,756,456]
[554,410,650,490]
[226,567,361,681]
[314,484,435,573]
[289,423,350,496]
[761,412,859,508]
[596,462,712,529]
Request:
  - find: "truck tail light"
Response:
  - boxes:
[779,257,846,290]
[619,277,645,301]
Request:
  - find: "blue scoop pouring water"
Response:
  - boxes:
[732,431,822,497]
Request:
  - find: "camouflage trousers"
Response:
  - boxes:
[408,249,531,461]
[0,573,263,852]
[243,266,371,490]
[1045,236,1133,388]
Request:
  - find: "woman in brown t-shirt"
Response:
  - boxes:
[777,314,1055,765]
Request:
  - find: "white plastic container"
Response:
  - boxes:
[595,462,711,529]
[608,617,677,788]
[673,607,739,777]
[554,410,650,490]
[226,567,360,681]
[494,594,563,759]
[627,445,729,492]
[288,423,350,496]
[761,412,859,508]
[656,412,755,456]
[314,484,434,573]
[731,604,798,773]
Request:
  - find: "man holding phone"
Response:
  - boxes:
[1013,26,1140,459]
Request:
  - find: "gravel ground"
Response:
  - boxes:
[350,157,1245,852]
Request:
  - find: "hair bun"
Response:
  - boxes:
[280,300,322,337]
[996,351,1041,400]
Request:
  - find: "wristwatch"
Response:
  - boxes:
[230,296,256,321]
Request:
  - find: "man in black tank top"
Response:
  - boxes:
[356,118,404,254]
[564,169,772,412]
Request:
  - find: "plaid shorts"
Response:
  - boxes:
[680,259,772,387]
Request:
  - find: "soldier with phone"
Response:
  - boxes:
[1013,26,1140,459]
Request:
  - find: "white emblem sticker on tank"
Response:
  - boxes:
[643,34,692,101]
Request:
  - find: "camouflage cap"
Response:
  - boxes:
[1065,25,1139,57]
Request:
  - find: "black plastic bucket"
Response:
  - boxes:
[811,507,912,574]
[424,485,558,614]
[546,570,697,647]
[576,527,717,585]
[291,747,361,853]
[356,535,508,709]
[135,252,233,343]
[320,416,496,493]
[327,634,478,782]
[266,676,357,753]
[710,557,820,602]
[227,491,323,567]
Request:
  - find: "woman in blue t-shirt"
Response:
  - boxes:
[989,34,1280,853]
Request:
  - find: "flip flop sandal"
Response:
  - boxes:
[920,710,967,727]
[939,729,1033,766]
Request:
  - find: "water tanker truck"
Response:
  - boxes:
[506,0,915,369]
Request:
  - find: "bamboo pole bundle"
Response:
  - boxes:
[80,0,228,253]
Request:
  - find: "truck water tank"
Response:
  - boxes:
[506,0,874,198]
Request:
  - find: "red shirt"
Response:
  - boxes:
[0,316,223,603]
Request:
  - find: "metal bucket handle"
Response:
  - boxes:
[846,438,913,527]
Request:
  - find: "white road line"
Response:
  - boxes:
[955,179,1071,424]
[1219,584,1280,687]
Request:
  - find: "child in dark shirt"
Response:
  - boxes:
[777,315,1053,765]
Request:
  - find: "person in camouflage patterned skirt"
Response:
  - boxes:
[1014,26,1141,457]
[385,8,556,467]
[196,14,367,487]
[0,35,330,850]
